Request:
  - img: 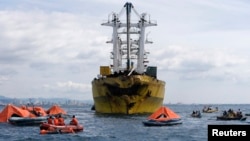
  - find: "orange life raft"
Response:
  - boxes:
[40,122,84,134]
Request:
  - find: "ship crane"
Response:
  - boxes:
[101,2,156,74]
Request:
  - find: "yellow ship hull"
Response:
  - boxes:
[92,75,165,114]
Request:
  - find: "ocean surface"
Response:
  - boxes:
[0,104,250,141]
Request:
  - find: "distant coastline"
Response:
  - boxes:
[0,95,93,106]
[1,96,248,106]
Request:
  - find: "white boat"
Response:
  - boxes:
[8,116,47,126]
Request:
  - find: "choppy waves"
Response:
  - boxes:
[0,104,250,141]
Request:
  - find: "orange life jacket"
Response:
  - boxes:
[47,118,53,124]
[53,118,58,125]
[70,118,78,125]
[58,117,65,125]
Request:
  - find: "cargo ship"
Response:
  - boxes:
[91,2,166,114]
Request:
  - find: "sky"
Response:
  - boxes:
[0,0,250,104]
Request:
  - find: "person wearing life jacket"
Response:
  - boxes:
[69,115,79,126]
[47,116,53,124]
[53,115,59,125]
[58,114,65,126]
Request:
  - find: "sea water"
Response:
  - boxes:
[0,104,250,141]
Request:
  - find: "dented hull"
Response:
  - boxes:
[92,75,165,114]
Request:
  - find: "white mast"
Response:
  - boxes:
[137,13,156,73]
[101,13,120,72]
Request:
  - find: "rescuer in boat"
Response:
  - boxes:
[53,115,59,125]
[58,114,65,125]
[48,116,56,132]
[69,115,79,126]
[47,116,53,124]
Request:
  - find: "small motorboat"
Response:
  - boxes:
[40,122,84,134]
[217,116,247,121]
[202,106,218,113]
[8,116,48,126]
[142,106,182,126]
[191,111,202,118]
[217,109,246,121]
[245,113,250,116]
